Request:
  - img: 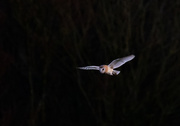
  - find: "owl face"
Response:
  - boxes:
[99,65,106,73]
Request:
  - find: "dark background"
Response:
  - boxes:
[0,0,180,126]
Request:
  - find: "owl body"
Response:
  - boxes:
[100,65,114,75]
[77,55,135,76]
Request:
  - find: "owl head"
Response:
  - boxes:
[99,65,106,73]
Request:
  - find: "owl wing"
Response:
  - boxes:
[77,66,100,70]
[108,55,135,69]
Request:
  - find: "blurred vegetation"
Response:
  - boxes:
[0,0,180,125]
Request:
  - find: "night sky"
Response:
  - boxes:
[0,0,180,126]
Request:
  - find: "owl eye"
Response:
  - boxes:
[101,68,105,73]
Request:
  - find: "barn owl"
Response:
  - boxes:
[77,55,135,75]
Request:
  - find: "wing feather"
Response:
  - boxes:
[108,55,135,69]
[77,66,99,70]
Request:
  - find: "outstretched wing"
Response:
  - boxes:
[108,55,135,69]
[77,66,100,70]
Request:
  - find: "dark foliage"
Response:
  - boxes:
[0,0,180,126]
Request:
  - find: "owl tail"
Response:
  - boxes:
[112,70,120,75]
